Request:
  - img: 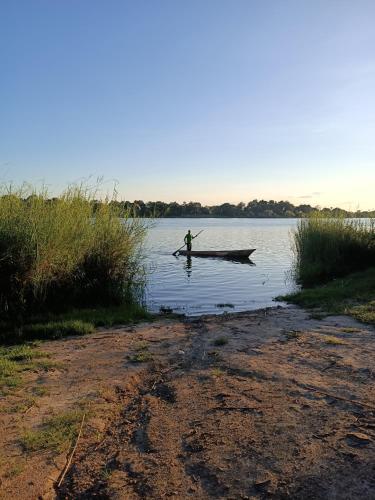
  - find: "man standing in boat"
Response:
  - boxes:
[184,229,196,252]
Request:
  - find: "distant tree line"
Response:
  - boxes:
[9,195,374,218]
[103,199,375,218]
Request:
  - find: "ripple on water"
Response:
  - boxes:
[144,218,298,315]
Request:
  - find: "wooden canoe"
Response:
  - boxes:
[178,249,256,259]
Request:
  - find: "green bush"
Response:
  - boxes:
[293,214,375,286]
[0,183,148,320]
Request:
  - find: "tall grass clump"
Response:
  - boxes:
[0,183,148,322]
[293,214,375,287]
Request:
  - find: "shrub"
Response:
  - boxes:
[293,214,375,286]
[0,183,148,321]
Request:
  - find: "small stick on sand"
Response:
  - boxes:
[57,413,86,488]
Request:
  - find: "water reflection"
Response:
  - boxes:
[184,256,192,278]
[178,255,256,266]
[146,218,297,315]
[179,254,256,280]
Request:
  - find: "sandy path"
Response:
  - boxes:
[1,306,375,499]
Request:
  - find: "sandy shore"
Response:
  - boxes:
[1,305,375,499]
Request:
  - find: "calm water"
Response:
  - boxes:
[144,218,299,315]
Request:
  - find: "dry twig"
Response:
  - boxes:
[57,413,86,488]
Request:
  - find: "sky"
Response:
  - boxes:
[1,1,375,209]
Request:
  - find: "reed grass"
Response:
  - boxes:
[292,214,375,286]
[0,183,148,326]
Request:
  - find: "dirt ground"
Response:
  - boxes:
[1,305,375,499]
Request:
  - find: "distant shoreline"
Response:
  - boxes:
[107,200,375,218]
[141,215,373,219]
[9,195,374,218]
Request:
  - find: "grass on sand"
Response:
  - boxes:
[279,268,375,325]
[21,410,85,453]
[0,344,56,395]
[0,303,152,343]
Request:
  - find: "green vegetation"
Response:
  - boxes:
[101,466,113,481]
[349,302,375,325]
[32,385,50,397]
[280,268,375,325]
[285,214,375,326]
[338,327,361,333]
[130,341,153,362]
[4,462,24,478]
[324,335,347,345]
[21,320,94,340]
[30,303,150,332]
[2,344,48,362]
[0,183,148,327]
[134,340,149,350]
[0,344,55,394]
[110,199,375,218]
[130,340,153,363]
[292,215,375,286]
[130,351,153,363]
[0,358,22,392]
[2,397,37,415]
[0,303,151,344]
[21,410,85,452]
[283,330,301,341]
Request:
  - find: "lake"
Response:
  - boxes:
[144,218,299,315]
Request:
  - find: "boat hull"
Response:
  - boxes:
[178,249,256,259]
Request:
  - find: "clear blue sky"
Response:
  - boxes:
[1,0,375,209]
